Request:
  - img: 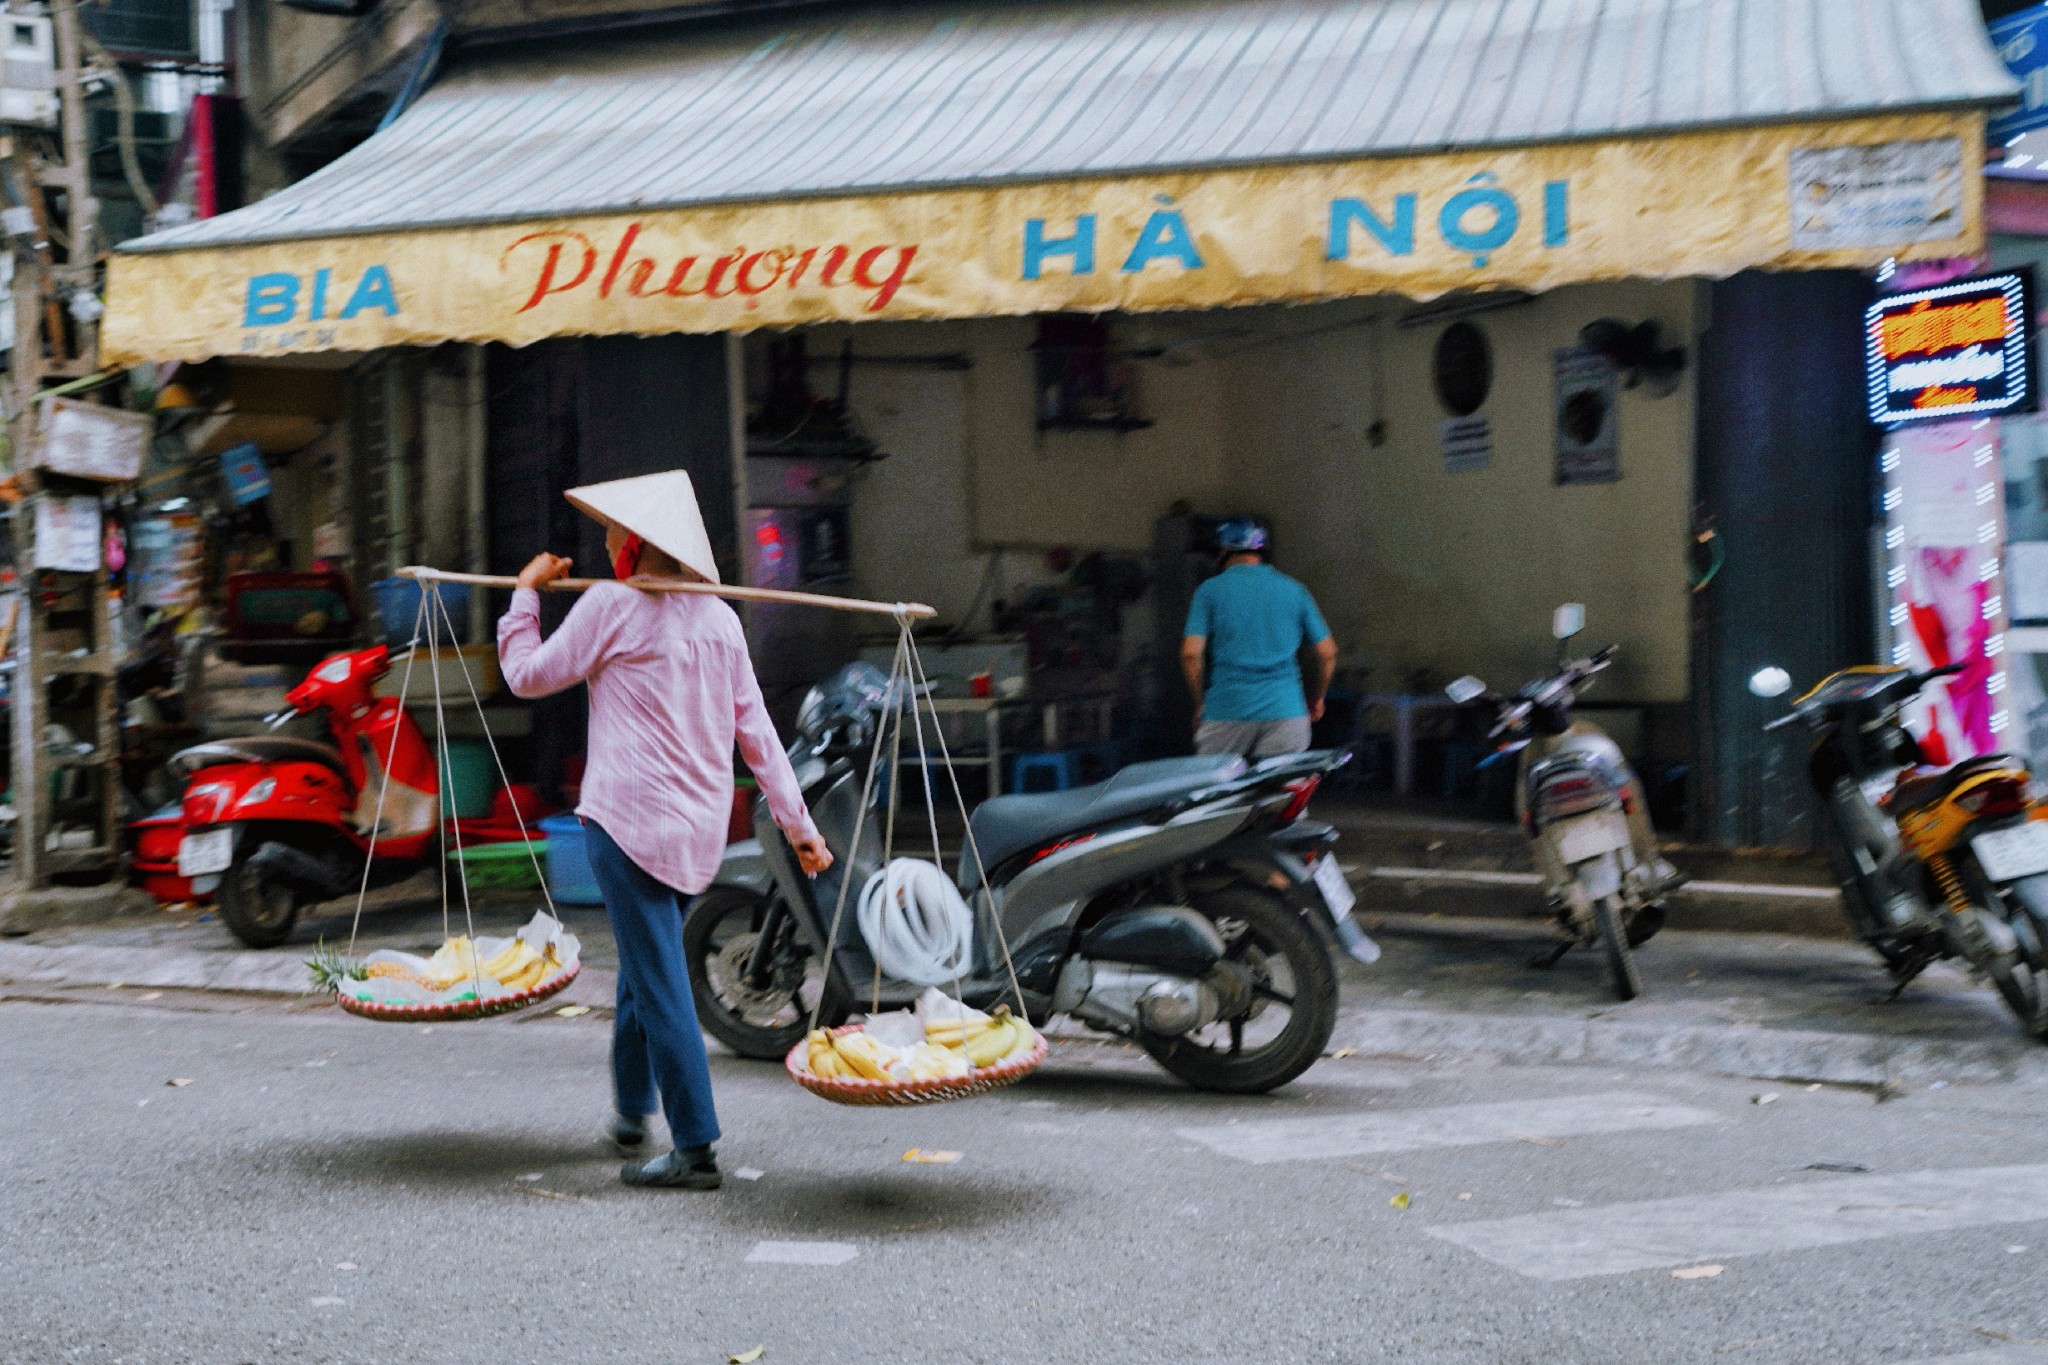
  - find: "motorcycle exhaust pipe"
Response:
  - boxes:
[249,841,351,902]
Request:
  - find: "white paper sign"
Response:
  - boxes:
[1789,138,1965,249]
[33,495,101,573]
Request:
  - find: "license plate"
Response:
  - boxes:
[1554,812,1630,865]
[1973,822,2048,882]
[1311,853,1356,921]
[178,828,233,877]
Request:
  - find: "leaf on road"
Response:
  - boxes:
[903,1149,961,1165]
[728,1347,765,1364]
[166,1078,193,1087]
[1671,1265,1724,1280]
[555,1005,592,1017]
[1389,1192,1410,1210]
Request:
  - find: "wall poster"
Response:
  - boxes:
[1885,418,2010,765]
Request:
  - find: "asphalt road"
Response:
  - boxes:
[7,992,2048,1365]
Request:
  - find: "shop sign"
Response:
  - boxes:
[104,111,1986,365]
[1990,3,2048,144]
[1865,270,2038,426]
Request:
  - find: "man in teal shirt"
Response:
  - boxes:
[1181,519,1337,758]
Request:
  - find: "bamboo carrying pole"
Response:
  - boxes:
[395,566,938,620]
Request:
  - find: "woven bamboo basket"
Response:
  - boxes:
[334,963,580,1022]
[785,1021,1048,1107]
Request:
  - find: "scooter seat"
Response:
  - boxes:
[968,754,1247,872]
[171,736,349,778]
[1886,753,2021,816]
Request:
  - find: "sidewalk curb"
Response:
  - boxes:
[1334,1005,2048,1088]
[0,942,619,1008]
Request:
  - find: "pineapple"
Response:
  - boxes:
[304,940,367,995]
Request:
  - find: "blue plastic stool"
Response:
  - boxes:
[1011,750,1084,793]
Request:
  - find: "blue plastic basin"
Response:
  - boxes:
[370,577,471,648]
[538,812,604,905]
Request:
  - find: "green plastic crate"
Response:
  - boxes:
[448,839,547,889]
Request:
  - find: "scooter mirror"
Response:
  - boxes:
[1552,603,1585,641]
[1445,675,1488,704]
[1748,666,1792,699]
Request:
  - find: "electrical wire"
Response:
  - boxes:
[78,30,158,220]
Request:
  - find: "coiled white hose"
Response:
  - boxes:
[857,858,974,986]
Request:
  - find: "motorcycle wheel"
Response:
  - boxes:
[1982,950,2048,1041]
[216,857,299,949]
[1138,884,1338,1094]
[683,886,849,1060]
[1995,882,2048,1041]
[1594,895,1641,1001]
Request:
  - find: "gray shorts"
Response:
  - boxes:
[1195,716,1313,759]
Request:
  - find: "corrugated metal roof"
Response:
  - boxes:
[130,0,2017,251]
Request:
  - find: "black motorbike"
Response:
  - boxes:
[1757,663,2048,1038]
[682,664,1376,1093]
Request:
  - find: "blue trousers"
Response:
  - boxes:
[583,820,721,1150]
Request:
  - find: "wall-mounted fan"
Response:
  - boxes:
[1579,318,1688,397]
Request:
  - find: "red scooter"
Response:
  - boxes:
[169,643,452,947]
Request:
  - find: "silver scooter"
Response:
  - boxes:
[1447,604,1680,1000]
[682,664,1374,1093]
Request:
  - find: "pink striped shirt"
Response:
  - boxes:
[497,583,819,894]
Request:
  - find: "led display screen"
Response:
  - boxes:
[1865,269,2037,426]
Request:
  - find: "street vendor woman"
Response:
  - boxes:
[497,470,832,1191]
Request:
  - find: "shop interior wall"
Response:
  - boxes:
[802,288,1695,758]
[780,318,1237,655]
[1208,284,1697,710]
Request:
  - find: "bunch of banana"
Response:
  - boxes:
[480,938,556,993]
[828,1030,900,1081]
[924,1008,1039,1069]
[806,1030,849,1078]
[903,1041,972,1082]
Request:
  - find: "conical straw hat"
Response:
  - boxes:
[564,470,720,585]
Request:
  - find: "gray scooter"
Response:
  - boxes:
[682,665,1374,1093]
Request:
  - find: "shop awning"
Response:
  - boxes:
[106,0,2018,363]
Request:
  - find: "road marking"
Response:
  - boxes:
[745,1240,858,1266]
[1894,1349,2048,1364]
[1429,1163,2048,1280]
[1363,865,1837,900]
[1177,1091,1720,1165]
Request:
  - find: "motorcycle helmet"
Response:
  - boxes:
[1214,517,1268,555]
[795,661,899,751]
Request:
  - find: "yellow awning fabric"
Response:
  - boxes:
[105,112,1984,365]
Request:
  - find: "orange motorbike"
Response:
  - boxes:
[1758,663,2048,1039]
